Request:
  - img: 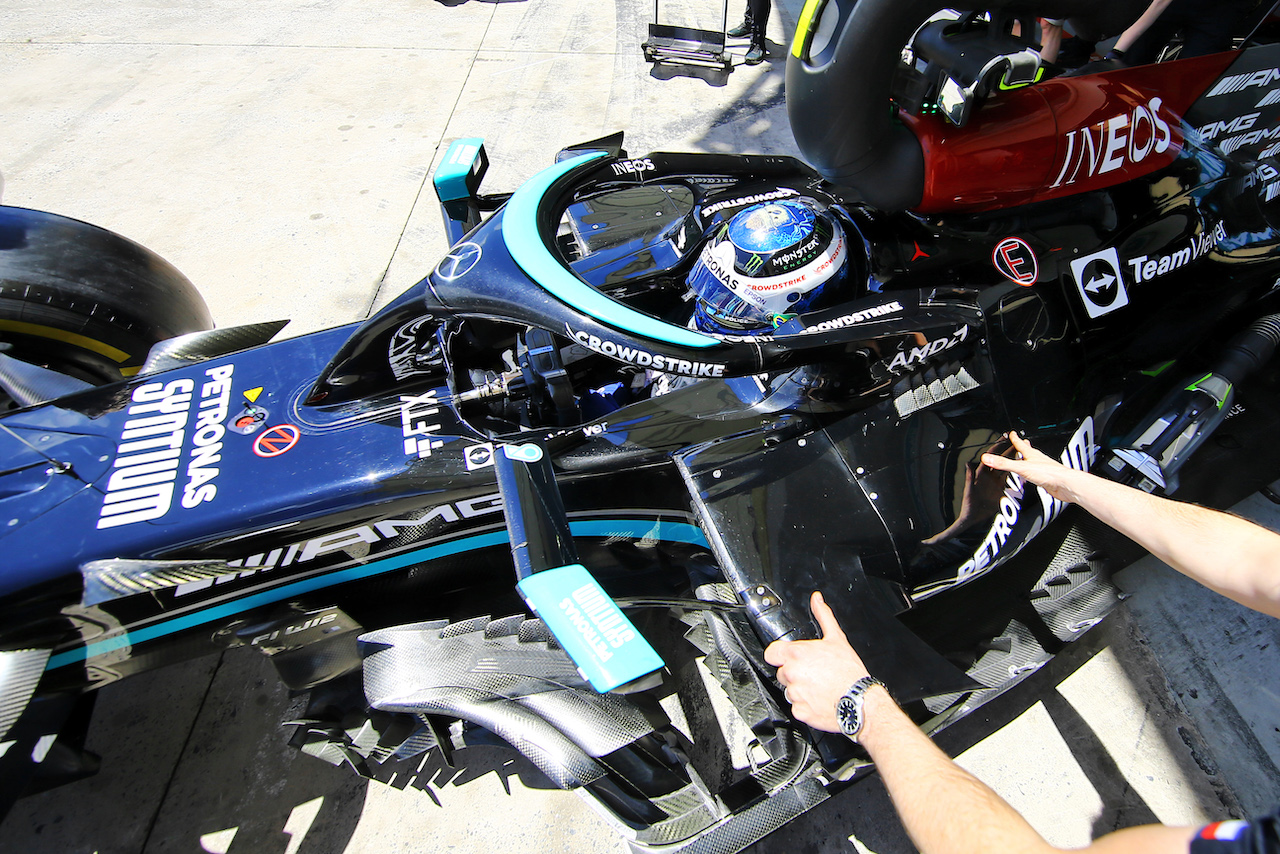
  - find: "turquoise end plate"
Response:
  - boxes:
[517,563,665,692]
[433,137,486,202]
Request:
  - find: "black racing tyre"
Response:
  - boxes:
[0,206,213,398]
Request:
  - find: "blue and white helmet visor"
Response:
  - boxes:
[688,229,847,329]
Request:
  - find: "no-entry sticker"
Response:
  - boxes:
[254,424,300,458]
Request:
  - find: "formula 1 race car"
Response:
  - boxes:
[5,0,1280,848]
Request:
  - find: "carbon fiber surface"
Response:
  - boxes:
[893,364,979,417]
[0,648,49,739]
[372,682,607,788]
[749,729,814,793]
[1027,521,1123,641]
[139,320,289,374]
[631,799,726,847]
[518,690,655,757]
[623,775,831,854]
[362,617,587,699]
[362,615,666,787]
[0,351,92,406]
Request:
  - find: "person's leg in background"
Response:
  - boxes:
[727,0,753,38]
[745,0,771,64]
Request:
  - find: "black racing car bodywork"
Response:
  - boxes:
[5,0,1280,848]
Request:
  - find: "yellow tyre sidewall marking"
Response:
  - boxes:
[0,318,139,375]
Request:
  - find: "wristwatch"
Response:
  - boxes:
[836,676,887,740]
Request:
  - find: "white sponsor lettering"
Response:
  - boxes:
[555,582,637,663]
[174,494,506,596]
[1219,124,1280,154]
[702,188,797,216]
[718,333,776,343]
[559,595,612,662]
[701,242,767,307]
[957,417,1096,581]
[1243,163,1280,191]
[699,232,846,304]
[1126,222,1225,283]
[574,582,635,648]
[1207,66,1280,97]
[559,581,636,662]
[610,157,655,177]
[958,473,1026,581]
[1198,112,1260,141]
[802,301,903,334]
[400,391,443,458]
[570,329,728,377]
[752,234,845,294]
[1257,87,1280,108]
[99,379,196,529]
[886,325,968,371]
[100,366,239,527]
[1050,97,1172,188]
[182,365,233,509]
[772,232,822,268]
[1035,417,1097,526]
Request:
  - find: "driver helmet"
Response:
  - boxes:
[687,199,849,334]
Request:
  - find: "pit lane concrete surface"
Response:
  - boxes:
[1,1,1279,852]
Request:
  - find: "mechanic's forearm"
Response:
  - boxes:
[857,688,1057,854]
[1040,25,1063,63]
[1067,471,1280,617]
[1113,0,1173,52]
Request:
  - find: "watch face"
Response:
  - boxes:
[837,694,861,737]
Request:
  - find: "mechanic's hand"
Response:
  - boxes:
[981,432,1088,505]
[764,591,870,733]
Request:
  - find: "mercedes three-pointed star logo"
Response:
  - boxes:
[435,241,483,280]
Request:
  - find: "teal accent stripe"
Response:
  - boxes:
[502,152,718,350]
[46,519,708,670]
[568,518,707,544]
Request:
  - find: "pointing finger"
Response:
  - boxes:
[982,451,1014,471]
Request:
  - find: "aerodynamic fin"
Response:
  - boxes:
[138,320,290,375]
[0,349,93,407]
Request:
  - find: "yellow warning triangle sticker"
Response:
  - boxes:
[244,387,264,403]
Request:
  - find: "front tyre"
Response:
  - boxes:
[0,206,213,401]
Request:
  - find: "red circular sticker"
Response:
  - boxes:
[254,424,300,458]
[992,237,1039,286]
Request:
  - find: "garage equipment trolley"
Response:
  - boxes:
[641,0,733,71]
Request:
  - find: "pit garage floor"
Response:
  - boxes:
[1,1,1278,851]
